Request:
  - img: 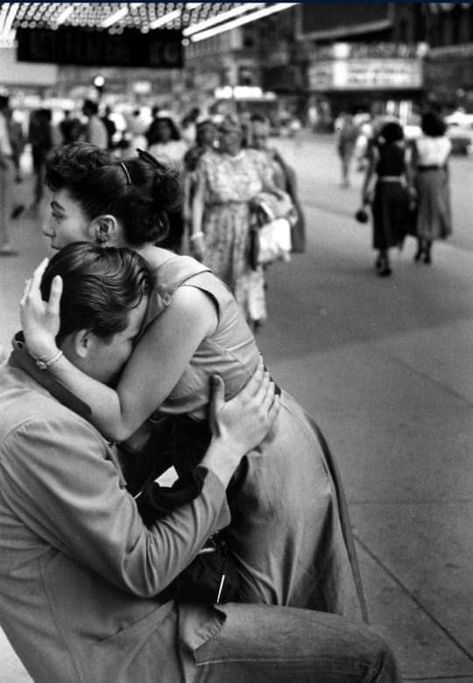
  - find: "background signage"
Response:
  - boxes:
[17,27,183,69]
[309,59,422,91]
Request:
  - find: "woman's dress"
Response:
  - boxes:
[145,252,366,620]
[371,141,409,251]
[414,135,452,241]
[198,149,271,324]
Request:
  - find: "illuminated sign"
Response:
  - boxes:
[17,27,183,69]
[309,59,422,91]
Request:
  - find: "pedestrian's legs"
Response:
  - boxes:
[414,237,425,262]
[375,250,391,277]
[194,603,401,682]
[0,161,14,252]
[423,239,432,264]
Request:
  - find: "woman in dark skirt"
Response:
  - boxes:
[361,121,411,277]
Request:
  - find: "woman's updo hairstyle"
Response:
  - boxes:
[46,143,182,247]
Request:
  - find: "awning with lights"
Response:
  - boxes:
[0,3,298,49]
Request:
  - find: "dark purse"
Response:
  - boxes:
[354,206,369,224]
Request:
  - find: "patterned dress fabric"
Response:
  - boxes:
[198,149,273,323]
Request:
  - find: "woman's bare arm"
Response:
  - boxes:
[21,272,218,442]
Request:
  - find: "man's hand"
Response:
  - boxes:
[202,365,280,487]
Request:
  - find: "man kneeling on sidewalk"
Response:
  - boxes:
[0,246,400,682]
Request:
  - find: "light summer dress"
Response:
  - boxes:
[198,149,272,324]
[145,251,366,619]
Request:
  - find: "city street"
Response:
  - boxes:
[1,133,473,681]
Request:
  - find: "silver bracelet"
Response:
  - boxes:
[33,349,64,371]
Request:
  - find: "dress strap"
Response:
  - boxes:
[154,254,211,301]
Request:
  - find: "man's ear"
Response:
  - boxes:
[91,214,120,246]
[69,329,92,359]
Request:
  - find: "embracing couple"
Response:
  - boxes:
[0,143,400,681]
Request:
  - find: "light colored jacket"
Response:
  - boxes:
[0,342,230,682]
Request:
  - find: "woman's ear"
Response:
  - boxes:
[92,214,120,246]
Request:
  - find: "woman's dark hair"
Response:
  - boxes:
[378,121,404,145]
[40,242,152,345]
[155,116,181,141]
[421,112,447,137]
[46,143,182,246]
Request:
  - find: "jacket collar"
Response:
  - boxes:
[9,332,92,420]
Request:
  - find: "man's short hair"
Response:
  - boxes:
[41,243,152,345]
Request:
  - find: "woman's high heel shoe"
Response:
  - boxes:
[376,254,392,277]
[414,247,423,262]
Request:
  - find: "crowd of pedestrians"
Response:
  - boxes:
[342,108,453,277]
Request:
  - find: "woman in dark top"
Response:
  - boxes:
[361,121,410,277]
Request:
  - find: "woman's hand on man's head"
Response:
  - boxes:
[20,258,62,361]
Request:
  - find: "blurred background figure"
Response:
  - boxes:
[82,99,107,149]
[410,111,452,265]
[148,113,188,253]
[127,107,148,150]
[28,107,54,208]
[180,106,201,146]
[147,112,188,167]
[0,93,16,255]
[183,117,218,248]
[8,110,26,185]
[336,111,360,187]
[190,114,275,329]
[59,110,82,146]
[250,113,306,253]
[145,104,161,148]
[100,105,117,151]
[361,121,410,277]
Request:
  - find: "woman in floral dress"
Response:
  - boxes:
[190,115,273,329]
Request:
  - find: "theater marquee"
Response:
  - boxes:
[309,58,423,92]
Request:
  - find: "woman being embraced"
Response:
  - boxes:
[21,142,365,618]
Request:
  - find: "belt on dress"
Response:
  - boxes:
[377,175,405,183]
[418,165,444,171]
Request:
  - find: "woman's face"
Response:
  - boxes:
[43,189,95,250]
[156,120,172,143]
[218,124,242,155]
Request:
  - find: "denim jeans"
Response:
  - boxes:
[193,604,401,682]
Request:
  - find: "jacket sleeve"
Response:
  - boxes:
[0,411,231,598]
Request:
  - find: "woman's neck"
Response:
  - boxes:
[133,243,173,271]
